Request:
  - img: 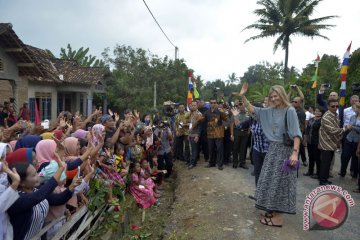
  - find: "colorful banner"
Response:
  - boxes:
[339,42,352,106]
[187,71,194,105]
[34,100,41,125]
[311,54,320,89]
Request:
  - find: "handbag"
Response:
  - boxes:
[282,159,300,173]
[283,107,294,146]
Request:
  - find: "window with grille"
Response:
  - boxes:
[29,92,52,122]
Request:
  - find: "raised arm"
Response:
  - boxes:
[238,83,255,114]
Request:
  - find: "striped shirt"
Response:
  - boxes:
[250,120,269,153]
[23,189,50,240]
[319,111,344,151]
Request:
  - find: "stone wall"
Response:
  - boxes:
[0,80,13,104]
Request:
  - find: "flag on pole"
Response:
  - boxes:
[339,42,352,106]
[34,99,41,125]
[187,71,194,105]
[193,80,200,99]
[311,54,320,89]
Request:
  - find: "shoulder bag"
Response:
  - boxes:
[283,107,294,146]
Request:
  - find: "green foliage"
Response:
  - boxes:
[60,44,105,67]
[87,178,108,212]
[347,48,360,100]
[243,0,337,82]
[103,45,194,114]
[298,54,339,106]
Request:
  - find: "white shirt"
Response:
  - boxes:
[343,106,356,127]
[305,111,315,121]
[0,173,20,240]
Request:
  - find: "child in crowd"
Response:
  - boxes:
[140,159,160,198]
[98,142,124,186]
[115,142,128,178]
[129,162,156,209]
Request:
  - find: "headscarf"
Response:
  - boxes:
[53,130,64,140]
[35,139,57,169]
[6,148,34,165]
[38,160,66,182]
[15,135,42,151]
[40,132,54,140]
[100,114,112,124]
[71,129,89,140]
[63,137,79,161]
[91,124,105,146]
[0,142,11,160]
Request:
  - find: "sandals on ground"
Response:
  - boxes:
[259,217,282,228]
[260,212,274,218]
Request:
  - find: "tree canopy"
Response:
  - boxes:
[243,0,337,83]
[101,45,194,114]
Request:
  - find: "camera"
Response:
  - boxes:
[352,83,360,93]
[158,121,170,129]
[323,83,331,88]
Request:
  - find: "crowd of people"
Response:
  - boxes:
[0,81,359,239]
[0,104,176,240]
[171,83,360,227]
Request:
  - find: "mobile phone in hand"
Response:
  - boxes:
[77,166,81,178]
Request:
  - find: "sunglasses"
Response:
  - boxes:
[210,102,217,104]
[291,101,298,103]
[330,105,339,108]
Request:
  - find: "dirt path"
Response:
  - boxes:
[164,153,360,240]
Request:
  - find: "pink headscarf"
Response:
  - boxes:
[91,124,105,146]
[35,139,57,169]
[71,129,89,141]
[63,137,79,161]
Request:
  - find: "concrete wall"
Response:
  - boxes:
[0,47,18,80]
[0,47,20,105]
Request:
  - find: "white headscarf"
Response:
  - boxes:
[0,142,11,160]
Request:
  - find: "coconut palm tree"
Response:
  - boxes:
[243,0,337,83]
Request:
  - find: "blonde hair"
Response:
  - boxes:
[268,85,291,107]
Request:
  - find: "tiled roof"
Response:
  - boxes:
[0,23,106,86]
[51,59,105,85]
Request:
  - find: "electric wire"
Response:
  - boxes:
[141,0,176,48]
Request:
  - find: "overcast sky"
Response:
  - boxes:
[1,0,359,81]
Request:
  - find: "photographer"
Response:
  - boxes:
[153,121,173,178]
[317,84,338,111]
[288,85,305,105]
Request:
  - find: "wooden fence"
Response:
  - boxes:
[31,204,114,240]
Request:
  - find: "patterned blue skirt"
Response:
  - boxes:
[255,141,297,214]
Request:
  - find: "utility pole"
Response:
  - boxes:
[175,46,179,60]
[154,81,157,108]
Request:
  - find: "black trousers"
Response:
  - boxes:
[158,152,173,178]
[223,128,232,164]
[233,129,249,167]
[299,142,307,163]
[319,150,334,182]
[208,138,224,167]
[198,129,209,160]
[175,135,190,162]
[340,139,358,177]
[252,148,267,186]
[189,136,199,166]
[307,143,321,175]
